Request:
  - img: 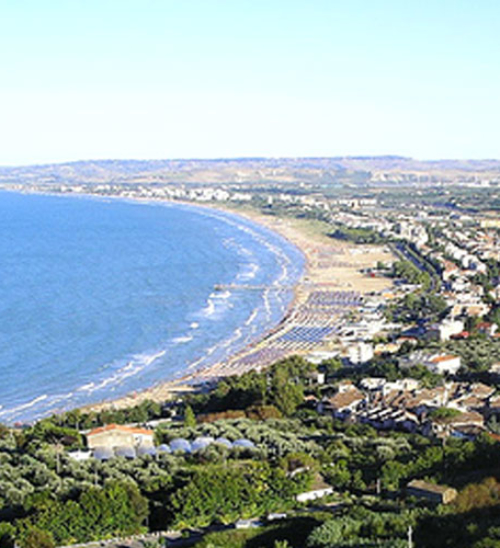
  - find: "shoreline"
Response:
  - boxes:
[0,190,307,419]
[77,197,395,414]
[0,188,395,417]
[79,199,309,413]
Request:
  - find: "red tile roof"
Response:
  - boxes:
[88,424,153,437]
[430,354,459,364]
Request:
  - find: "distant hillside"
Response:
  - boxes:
[1,156,500,186]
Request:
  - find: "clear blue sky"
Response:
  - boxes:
[1,0,499,165]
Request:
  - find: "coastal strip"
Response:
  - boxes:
[83,204,395,414]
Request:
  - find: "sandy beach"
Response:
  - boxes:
[83,204,395,414]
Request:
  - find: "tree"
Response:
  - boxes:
[17,481,148,544]
[306,517,361,547]
[429,407,462,422]
[20,527,55,548]
[273,383,303,416]
[0,523,15,548]
[184,405,196,428]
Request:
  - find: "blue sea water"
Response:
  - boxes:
[0,192,304,424]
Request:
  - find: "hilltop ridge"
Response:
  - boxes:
[1,156,500,186]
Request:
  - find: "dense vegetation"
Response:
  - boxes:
[330,226,385,244]
[0,355,499,547]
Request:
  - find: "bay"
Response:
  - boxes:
[0,192,304,423]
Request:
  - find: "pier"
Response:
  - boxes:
[214,283,294,291]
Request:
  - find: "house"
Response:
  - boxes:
[406,480,457,504]
[488,395,500,414]
[296,474,334,503]
[469,382,496,400]
[488,363,500,376]
[383,378,420,393]
[477,322,498,337]
[359,377,387,391]
[405,387,448,416]
[427,354,461,375]
[374,342,401,355]
[86,424,155,450]
[319,385,365,419]
[452,383,496,412]
[438,319,465,342]
[399,352,461,375]
[451,424,486,440]
[347,342,374,364]
[442,261,460,282]
[359,407,420,433]
[425,411,485,437]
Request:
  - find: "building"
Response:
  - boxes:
[399,352,461,375]
[477,322,498,337]
[427,354,462,375]
[347,342,374,364]
[480,219,500,229]
[319,384,365,419]
[426,411,485,438]
[438,319,465,341]
[296,474,334,502]
[406,480,457,504]
[86,424,155,450]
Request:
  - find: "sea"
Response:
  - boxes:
[0,191,304,424]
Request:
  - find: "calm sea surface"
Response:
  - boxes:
[0,192,304,423]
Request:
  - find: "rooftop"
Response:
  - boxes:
[407,479,455,495]
[87,424,154,437]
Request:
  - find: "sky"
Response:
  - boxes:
[0,0,499,165]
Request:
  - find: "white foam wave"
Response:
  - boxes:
[0,394,48,418]
[237,262,260,281]
[200,299,216,317]
[76,349,167,395]
[210,290,231,300]
[244,308,259,326]
[172,335,193,344]
[198,290,233,319]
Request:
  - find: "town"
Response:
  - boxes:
[1,167,500,548]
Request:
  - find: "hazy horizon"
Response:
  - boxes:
[4,154,500,170]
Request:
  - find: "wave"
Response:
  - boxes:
[237,262,260,281]
[171,335,193,344]
[198,290,233,319]
[0,394,48,419]
[210,290,231,300]
[200,299,216,318]
[76,349,167,396]
[244,308,259,326]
